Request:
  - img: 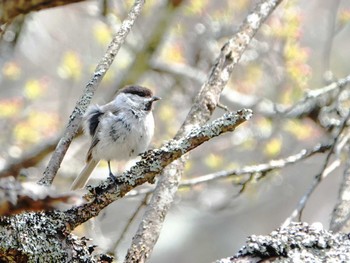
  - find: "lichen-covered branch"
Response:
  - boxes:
[0,211,112,262]
[64,109,252,230]
[38,0,145,186]
[0,110,251,261]
[124,0,283,262]
[214,222,350,263]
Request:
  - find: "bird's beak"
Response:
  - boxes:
[151,96,161,102]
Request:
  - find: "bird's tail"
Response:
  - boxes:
[70,159,99,190]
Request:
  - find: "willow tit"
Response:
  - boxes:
[70,85,160,190]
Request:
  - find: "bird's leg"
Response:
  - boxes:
[108,161,117,183]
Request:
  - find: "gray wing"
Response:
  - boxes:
[84,105,104,162]
[85,107,122,162]
[86,134,100,162]
[85,105,103,137]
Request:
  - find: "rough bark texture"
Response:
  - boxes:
[0,110,251,261]
[65,110,252,230]
[0,211,113,262]
[214,222,350,263]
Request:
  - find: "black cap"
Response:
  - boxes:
[120,85,153,98]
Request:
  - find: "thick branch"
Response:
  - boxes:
[0,0,84,25]
[38,0,145,186]
[124,0,283,262]
[0,211,112,262]
[64,110,252,230]
[214,222,350,263]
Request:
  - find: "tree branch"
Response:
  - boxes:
[214,222,350,263]
[180,142,332,187]
[0,0,85,25]
[38,0,146,186]
[64,109,252,230]
[124,0,283,262]
[283,111,350,227]
[330,138,350,232]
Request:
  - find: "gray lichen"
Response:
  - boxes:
[0,211,112,262]
[232,222,350,262]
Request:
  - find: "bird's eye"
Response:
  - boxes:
[145,101,152,111]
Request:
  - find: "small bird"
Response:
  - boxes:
[70,85,160,190]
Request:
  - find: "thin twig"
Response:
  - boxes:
[108,194,150,256]
[38,0,146,186]
[330,136,350,232]
[282,110,350,227]
[0,136,60,178]
[181,143,332,187]
[125,142,332,197]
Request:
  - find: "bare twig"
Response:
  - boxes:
[0,136,60,178]
[125,142,332,198]
[64,110,252,230]
[124,0,283,262]
[281,74,350,119]
[283,111,350,227]
[38,0,146,186]
[108,194,150,256]
[181,143,332,187]
[224,74,350,119]
[330,137,350,232]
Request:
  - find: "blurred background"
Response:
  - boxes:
[1,0,350,262]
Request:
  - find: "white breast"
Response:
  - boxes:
[92,110,154,162]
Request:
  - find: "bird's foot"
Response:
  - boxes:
[108,172,118,184]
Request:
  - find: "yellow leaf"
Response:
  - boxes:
[58,51,82,80]
[204,154,223,169]
[264,137,282,157]
[185,0,208,15]
[158,104,175,121]
[2,62,21,80]
[14,111,59,145]
[0,98,22,118]
[93,23,112,46]
[161,44,185,64]
[283,119,314,140]
[24,79,44,100]
[339,10,350,24]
